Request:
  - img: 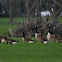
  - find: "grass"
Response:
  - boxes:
[0,40,62,62]
[0,17,62,62]
[0,18,25,35]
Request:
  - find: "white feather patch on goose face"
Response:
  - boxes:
[1,39,6,42]
[29,41,34,43]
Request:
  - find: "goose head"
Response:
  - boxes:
[1,37,7,42]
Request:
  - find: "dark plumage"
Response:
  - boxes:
[6,39,19,44]
[34,25,50,44]
[22,31,34,43]
[47,25,59,42]
[0,36,7,43]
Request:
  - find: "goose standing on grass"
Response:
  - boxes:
[22,31,34,43]
[6,39,19,44]
[34,25,50,44]
[0,36,7,43]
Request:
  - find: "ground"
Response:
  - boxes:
[0,17,62,62]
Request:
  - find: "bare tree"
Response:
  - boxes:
[53,0,62,8]
[25,0,37,21]
[14,0,22,17]
[36,0,42,21]
[0,0,13,22]
[25,0,43,22]
[9,0,13,22]
[25,0,30,21]
[43,0,61,20]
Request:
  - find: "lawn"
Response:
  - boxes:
[0,17,62,62]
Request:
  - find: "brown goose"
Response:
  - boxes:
[0,36,7,43]
[47,25,58,42]
[34,25,41,40]
[34,25,50,44]
[6,39,19,44]
[22,31,34,43]
[47,28,55,41]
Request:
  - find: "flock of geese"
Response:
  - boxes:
[0,25,60,44]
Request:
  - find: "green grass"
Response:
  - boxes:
[0,18,25,35]
[0,39,62,62]
[0,17,62,62]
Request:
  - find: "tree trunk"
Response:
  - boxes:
[36,0,42,22]
[26,0,30,21]
[15,0,21,17]
[9,0,13,22]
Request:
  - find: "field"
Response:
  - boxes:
[0,17,62,62]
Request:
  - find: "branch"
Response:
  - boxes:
[0,0,9,12]
[53,0,62,8]
[55,9,61,16]
[44,1,53,15]
[29,0,36,14]
[9,28,13,37]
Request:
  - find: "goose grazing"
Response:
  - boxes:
[34,25,50,44]
[6,39,19,44]
[0,36,7,43]
[22,31,34,43]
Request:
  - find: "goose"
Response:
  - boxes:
[47,25,56,42]
[34,25,50,44]
[6,39,19,44]
[22,31,34,43]
[34,25,41,39]
[0,36,7,43]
